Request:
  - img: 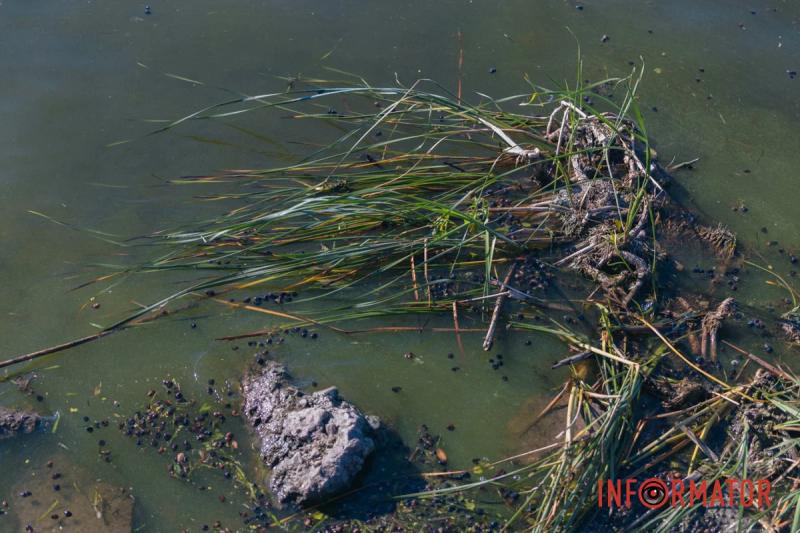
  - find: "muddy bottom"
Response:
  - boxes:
[7,454,133,532]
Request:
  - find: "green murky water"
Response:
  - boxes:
[1,0,799,530]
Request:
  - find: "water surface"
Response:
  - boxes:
[1,1,799,530]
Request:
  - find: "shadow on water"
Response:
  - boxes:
[318,426,426,521]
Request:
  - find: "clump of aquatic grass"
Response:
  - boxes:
[405,305,800,531]
[634,367,800,532]
[102,66,666,337]
[404,306,660,531]
[507,321,656,530]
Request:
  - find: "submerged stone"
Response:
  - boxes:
[0,407,41,439]
[242,362,376,505]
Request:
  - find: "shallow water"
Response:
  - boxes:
[1,0,799,530]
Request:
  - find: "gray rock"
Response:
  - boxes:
[0,406,41,439]
[242,362,376,505]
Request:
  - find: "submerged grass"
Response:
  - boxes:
[99,65,660,333]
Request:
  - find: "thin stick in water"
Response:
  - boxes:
[482,262,517,351]
[410,254,420,302]
[452,301,465,355]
